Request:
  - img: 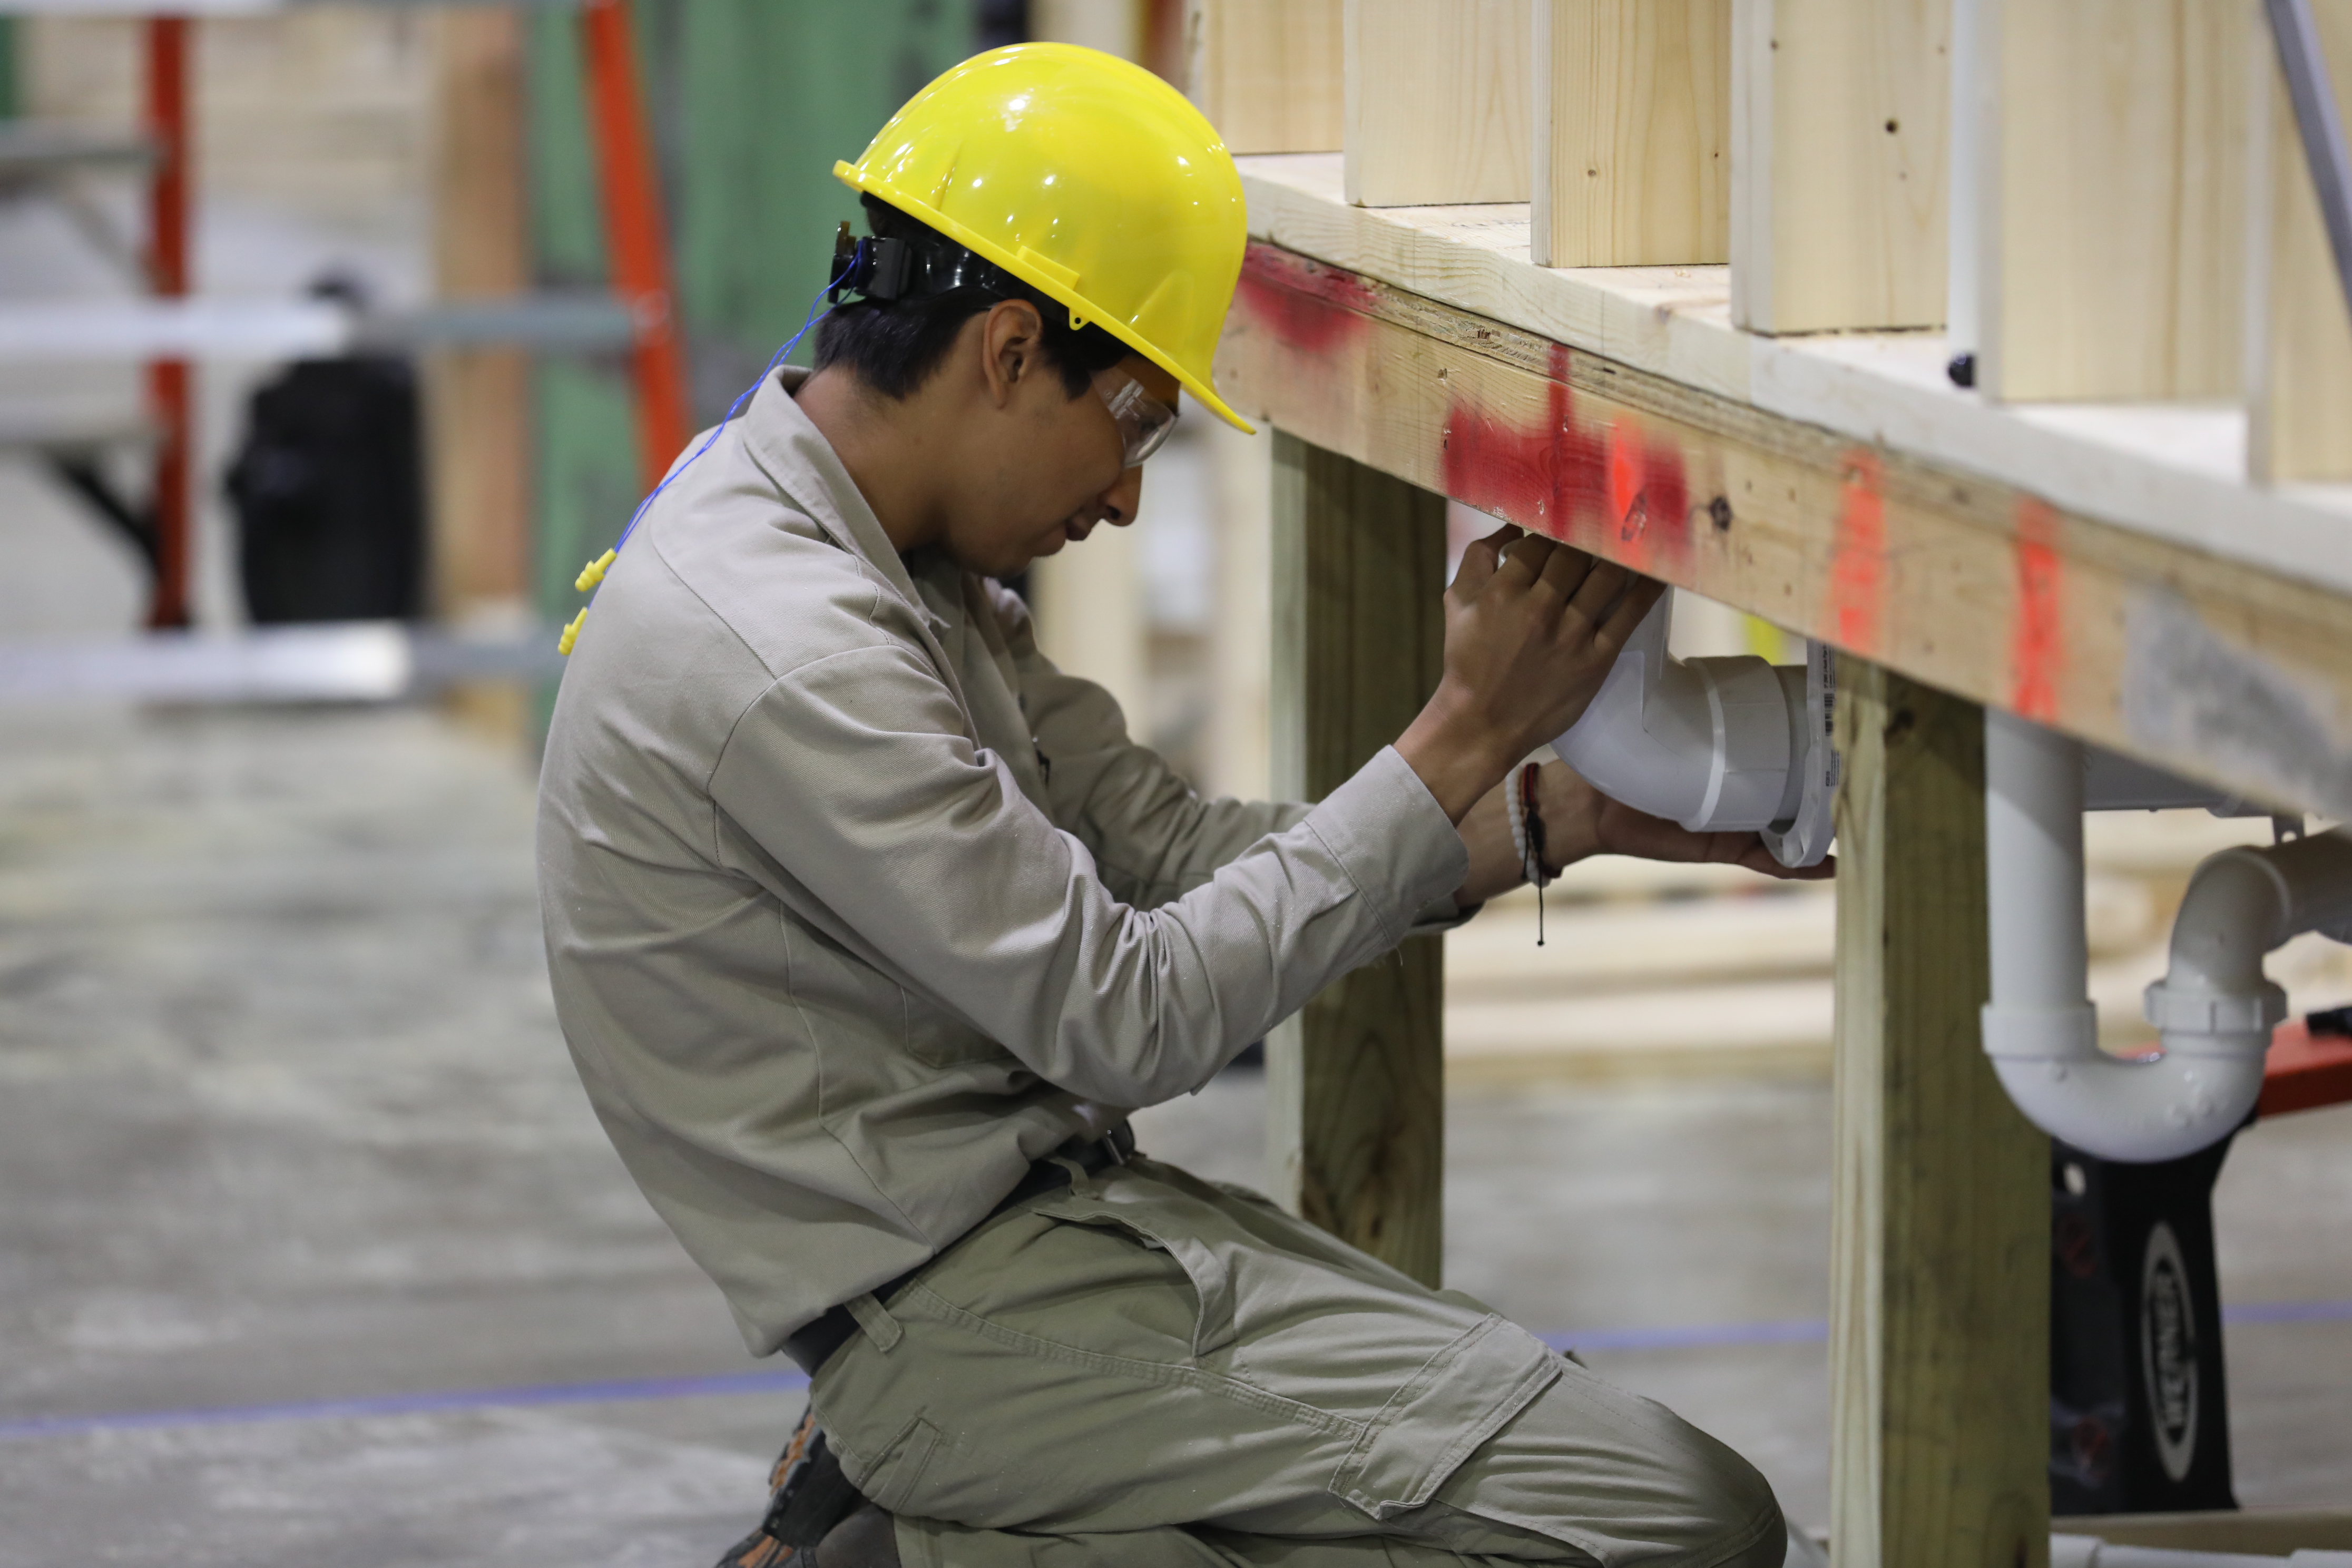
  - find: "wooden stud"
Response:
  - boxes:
[1344,0,1533,207]
[1729,0,1950,332]
[2248,0,2352,482]
[1532,0,1731,267]
[1267,431,1447,1287]
[427,6,533,621]
[1184,0,1345,154]
[1829,660,2048,1568]
[1974,0,2253,402]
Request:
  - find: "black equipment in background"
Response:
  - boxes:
[226,352,426,624]
[2050,1134,2240,1516]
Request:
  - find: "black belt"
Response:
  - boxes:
[781,1125,1134,1376]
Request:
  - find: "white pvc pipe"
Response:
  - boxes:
[1983,710,2352,1162]
[1551,596,1833,867]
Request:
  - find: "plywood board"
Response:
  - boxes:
[1216,239,2352,821]
[1977,0,2252,401]
[2248,0,2352,482]
[1185,0,1345,154]
[1344,0,1533,206]
[1267,433,1447,1285]
[1828,662,2048,1568]
[1729,0,1950,332]
[1533,0,1730,267]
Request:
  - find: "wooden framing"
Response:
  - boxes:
[1187,1,2352,1549]
[1218,236,2352,821]
[1531,0,1730,268]
[1970,0,2253,403]
[1267,433,1448,1286]
[1342,0,1532,207]
[1829,662,2047,1568]
[1728,0,1950,332]
[1183,0,1344,155]
[2248,0,2352,482]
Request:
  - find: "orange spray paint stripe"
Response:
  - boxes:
[1606,421,1651,571]
[1827,452,1886,658]
[2011,499,2065,721]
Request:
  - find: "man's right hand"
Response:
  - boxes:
[1396,524,1664,824]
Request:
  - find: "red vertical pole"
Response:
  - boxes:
[145,15,192,629]
[579,0,690,491]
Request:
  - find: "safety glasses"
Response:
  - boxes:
[1095,369,1179,468]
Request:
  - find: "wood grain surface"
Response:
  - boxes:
[1265,432,1448,1287]
[1533,0,1730,268]
[1729,0,1949,332]
[1218,240,2352,820]
[1978,0,2250,401]
[1344,0,1533,206]
[1828,661,2047,1568]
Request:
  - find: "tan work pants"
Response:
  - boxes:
[809,1157,1786,1567]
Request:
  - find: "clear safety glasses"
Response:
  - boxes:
[1096,370,1179,468]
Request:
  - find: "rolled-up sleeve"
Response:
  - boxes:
[707,643,1466,1107]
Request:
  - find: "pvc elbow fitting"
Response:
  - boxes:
[1550,596,1835,868]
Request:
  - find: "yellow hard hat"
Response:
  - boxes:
[835,42,1255,433]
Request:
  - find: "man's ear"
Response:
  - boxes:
[979,297,1045,408]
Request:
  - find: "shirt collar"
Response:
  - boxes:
[739,365,924,611]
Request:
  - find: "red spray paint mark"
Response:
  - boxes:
[1827,452,1887,657]
[2011,498,2065,721]
[1232,242,1377,357]
[1439,341,1689,568]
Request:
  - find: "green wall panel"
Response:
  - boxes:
[526,0,976,642]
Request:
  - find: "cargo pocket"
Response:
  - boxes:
[1030,1190,1239,1359]
[1328,1314,1563,1521]
[847,1412,943,1516]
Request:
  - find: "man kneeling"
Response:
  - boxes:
[537,42,1808,1568]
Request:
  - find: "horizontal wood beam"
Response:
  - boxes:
[1214,239,2352,820]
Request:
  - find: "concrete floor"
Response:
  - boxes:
[3,703,2348,1564]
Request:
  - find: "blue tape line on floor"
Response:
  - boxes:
[5,1298,2347,1442]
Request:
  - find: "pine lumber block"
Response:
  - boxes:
[1728,0,1949,333]
[1184,0,1345,154]
[1267,432,1447,1286]
[1972,0,2253,403]
[2248,0,2352,482]
[1828,660,2047,1568]
[1344,0,1533,207]
[1214,239,2352,822]
[1532,0,1730,267]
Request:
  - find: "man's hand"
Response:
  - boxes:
[1455,761,1832,905]
[1397,526,1664,823]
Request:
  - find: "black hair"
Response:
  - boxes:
[813,194,1132,401]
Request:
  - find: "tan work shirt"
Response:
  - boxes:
[535,368,1469,1356]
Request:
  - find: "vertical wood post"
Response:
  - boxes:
[428,7,533,621]
[144,17,192,630]
[1830,659,2049,1568]
[1267,432,1448,1287]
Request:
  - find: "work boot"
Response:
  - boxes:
[711,1408,867,1568]
[810,1504,900,1568]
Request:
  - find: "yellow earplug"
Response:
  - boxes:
[557,608,588,656]
[574,549,617,593]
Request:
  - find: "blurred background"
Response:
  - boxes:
[2,3,2348,1563]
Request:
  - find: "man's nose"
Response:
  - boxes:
[1095,466,1144,528]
